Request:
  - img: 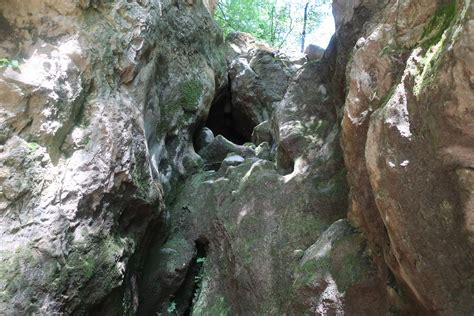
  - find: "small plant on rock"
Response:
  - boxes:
[0,58,19,69]
[196,257,206,264]
[167,301,177,314]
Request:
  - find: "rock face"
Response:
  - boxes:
[339,0,474,314]
[224,32,304,141]
[0,0,225,314]
[291,220,388,315]
[160,67,351,314]
[1,0,473,315]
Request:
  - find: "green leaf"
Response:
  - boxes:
[10,60,19,69]
[167,301,177,313]
[196,257,206,264]
[0,58,9,67]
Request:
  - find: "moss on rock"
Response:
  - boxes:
[414,2,460,96]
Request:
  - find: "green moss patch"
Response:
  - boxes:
[131,151,152,202]
[0,246,40,302]
[420,2,456,49]
[177,79,203,112]
[332,251,370,292]
[294,256,331,287]
[414,2,458,96]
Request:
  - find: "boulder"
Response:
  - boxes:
[194,127,215,152]
[198,135,255,170]
[292,220,388,315]
[0,0,226,314]
[226,32,300,140]
[251,120,273,145]
[304,44,325,61]
[341,0,474,313]
[222,154,245,167]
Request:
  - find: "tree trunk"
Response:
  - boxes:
[301,2,309,52]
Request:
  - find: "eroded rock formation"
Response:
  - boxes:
[0,0,472,315]
[0,0,225,314]
[341,0,474,313]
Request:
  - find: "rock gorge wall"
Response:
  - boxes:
[0,0,472,315]
[0,0,225,314]
[340,0,474,314]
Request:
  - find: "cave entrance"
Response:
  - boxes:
[205,86,250,145]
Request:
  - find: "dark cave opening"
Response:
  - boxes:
[204,86,250,145]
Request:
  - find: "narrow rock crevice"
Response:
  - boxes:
[165,238,209,315]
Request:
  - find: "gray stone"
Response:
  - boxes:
[223,154,245,166]
[226,33,299,140]
[199,135,255,170]
[194,127,215,152]
[255,142,272,161]
[304,44,325,61]
[0,0,226,314]
[251,120,273,145]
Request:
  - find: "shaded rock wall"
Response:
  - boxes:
[340,0,474,314]
[0,0,225,314]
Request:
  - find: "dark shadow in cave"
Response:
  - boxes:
[172,237,209,315]
[204,85,249,145]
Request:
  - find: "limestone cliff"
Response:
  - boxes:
[0,0,472,315]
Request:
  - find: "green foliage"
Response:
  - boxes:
[215,0,329,48]
[196,257,206,264]
[167,301,177,313]
[420,2,456,49]
[0,58,19,69]
[26,142,40,152]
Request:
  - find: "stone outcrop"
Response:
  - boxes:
[0,0,473,315]
[0,0,225,314]
[340,0,474,314]
[140,28,388,314]
[304,44,325,61]
[150,55,354,313]
[224,32,304,141]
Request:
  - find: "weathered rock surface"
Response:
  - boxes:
[1,0,473,315]
[251,120,273,145]
[340,0,474,314]
[304,44,325,61]
[225,32,303,140]
[145,28,373,314]
[291,220,387,315]
[198,134,255,170]
[0,0,225,314]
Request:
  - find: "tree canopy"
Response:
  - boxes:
[214,0,332,51]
